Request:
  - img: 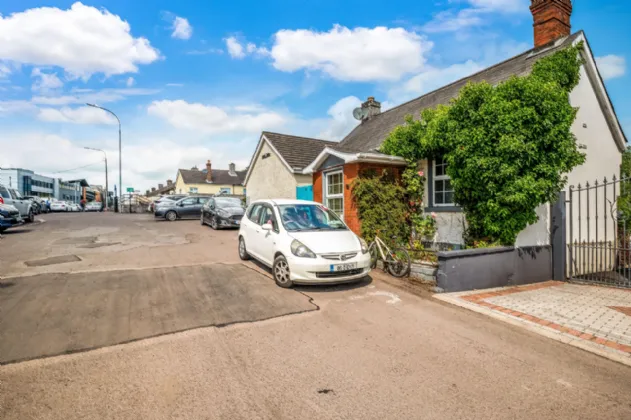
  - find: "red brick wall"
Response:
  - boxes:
[313,163,401,237]
[530,0,572,48]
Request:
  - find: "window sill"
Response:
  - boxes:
[424,206,462,213]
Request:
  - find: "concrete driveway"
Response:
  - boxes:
[1,213,631,419]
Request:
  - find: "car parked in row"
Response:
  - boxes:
[201,196,245,229]
[0,203,23,233]
[238,199,371,288]
[0,184,36,223]
[50,200,69,212]
[154,195,211,221]
[84,201,102,212]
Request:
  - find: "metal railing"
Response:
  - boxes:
[567,175,631,288]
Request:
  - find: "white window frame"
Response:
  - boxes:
[189,187,198,194]
[433,158,455,207]
[323,170,344,219]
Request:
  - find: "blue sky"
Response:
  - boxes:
[0,0,628,191]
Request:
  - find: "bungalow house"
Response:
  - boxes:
[175,161,246,195]
[243,132,338,203]
[300,0,627,249]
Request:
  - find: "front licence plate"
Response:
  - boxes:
[330,263,357,272]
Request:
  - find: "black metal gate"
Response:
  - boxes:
[567,175,631,288]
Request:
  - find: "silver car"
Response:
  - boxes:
[0,184,35,223]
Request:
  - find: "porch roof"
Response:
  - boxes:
[302,147,407,174]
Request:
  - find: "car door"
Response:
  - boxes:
[243,204,264,259]
[202,198,213,223]
[178,197,197,218]
[8,189,27,216]
[196,197,209,219]
[256,205,279,266]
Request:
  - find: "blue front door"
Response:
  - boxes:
[296,185,313,201]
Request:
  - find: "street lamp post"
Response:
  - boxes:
[84,147,108,209]
[86,103,121,212]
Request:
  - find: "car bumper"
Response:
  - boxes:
[0,215,23,228]
[287,252,372,284]
[154,209,168,217]
[217,215,242,228]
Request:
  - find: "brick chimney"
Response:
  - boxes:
[530,0,572,48]
[151,187,156,192]
[229,162,236,176]
[361,96,381,119]
[206,160,212,182]
[167,179,173,185]
[158,184,164,189]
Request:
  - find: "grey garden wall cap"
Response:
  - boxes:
[437,246,515,259]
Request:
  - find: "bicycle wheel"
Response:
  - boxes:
[369,242,379,269]
[385,247,411,278]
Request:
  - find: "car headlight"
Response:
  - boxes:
[290,239,316,258]
[359,237,368,254]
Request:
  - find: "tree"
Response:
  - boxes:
[382,43,586,245]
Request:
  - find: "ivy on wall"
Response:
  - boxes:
[381,43,587,246]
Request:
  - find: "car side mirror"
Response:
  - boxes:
[178,203,184,207]
[261,223,273,231]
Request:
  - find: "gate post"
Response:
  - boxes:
[551,191,567,280]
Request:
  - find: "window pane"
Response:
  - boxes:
[435,192,444,205]
[435,179,444,192]
[435,164,444,176]
[327,172,343,195]
[445,192,454,205]
[444,179,452,191]
[327,197,343,216]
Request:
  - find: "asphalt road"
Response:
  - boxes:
[1,213,630,419]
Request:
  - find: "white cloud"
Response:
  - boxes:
[318,96,362,140]
[0,132,224,191]
[166,83,184,87]
[147,99,286,134]
[171,16,192,40]
[31,68,63,93]
[186,48,223,55]
[423,0,527,33]
[126,77,135,87]
[225,37,245,59]
[0,2,160,78]
[0,100,37,114]
[596,55,626,80]
[31,87,159,106]
[269,25,432,82]
[37,106,118,125]
[0,62,11,78]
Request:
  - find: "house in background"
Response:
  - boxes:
[175,160,246,195]
[243,132,338,203]
[145,179,176,200]
[303,0,626,246]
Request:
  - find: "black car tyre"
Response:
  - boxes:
[26,209,35,223]
[200,213,205,226]
[165,211,177,222]
[238,236,251,261]
[273,255,293,288]
[210,216,219,230]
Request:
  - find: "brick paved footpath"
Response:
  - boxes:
[436,281,631,366]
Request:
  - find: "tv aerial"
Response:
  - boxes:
[353,107,367,121]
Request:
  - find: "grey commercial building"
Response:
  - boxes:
[0,168,55,198]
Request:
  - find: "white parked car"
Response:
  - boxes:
[238,199,371,288]
[85,201,102,212]
[69,203,81,212]
[50,200,68,212]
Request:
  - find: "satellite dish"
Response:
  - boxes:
[353,107,367,121]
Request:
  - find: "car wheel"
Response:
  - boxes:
[273,255,293,288]
[210,216,219,230]
[26,209,35,223]
[200,213,206,226]
[238,236,251,261]
[165,211,177,222]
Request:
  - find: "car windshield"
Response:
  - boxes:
[215,197,242,208]
[278,204,347,232]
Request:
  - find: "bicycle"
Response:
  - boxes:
[367,235,411,278]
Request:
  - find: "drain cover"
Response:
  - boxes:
[25,255,81,267]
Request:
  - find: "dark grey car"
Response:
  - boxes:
[201,196,245,229]
[154,196,211,221]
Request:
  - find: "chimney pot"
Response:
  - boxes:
[151,187,156,192]
[530,0,572,48]
[167,179,173,185]
[158,184,164,189]
[206,160,212,182]
[229,162,236,176]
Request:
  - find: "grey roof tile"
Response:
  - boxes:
[263,131,339,170]
[179,168,246,185]
[338,33,584,153]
